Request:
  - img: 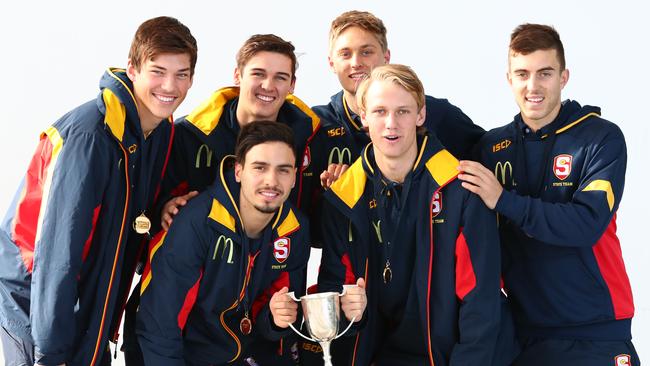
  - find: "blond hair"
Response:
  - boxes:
[329,10,388,53]
[356,64,425,113]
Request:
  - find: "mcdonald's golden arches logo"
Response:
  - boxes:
[494,161,514,186]
[195,144,213,168]
[328,147,352,165]
[213,235,234,264]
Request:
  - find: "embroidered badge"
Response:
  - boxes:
[432,192,442,218]
[273,237,290,263]
[553,154,573,180]
[615,354,631,366]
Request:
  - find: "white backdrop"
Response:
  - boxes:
[0,0,647,363]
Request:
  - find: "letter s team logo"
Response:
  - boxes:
[431,192,442,218]
[274,237,291,263]
[302,147,311,169]
[553,154,572,180]
[615,354,631,366]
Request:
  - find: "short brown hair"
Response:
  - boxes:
[235,121,296,165]
[329,10,388,53]
[510,23,565,70]
[128,16,198,76]
[356,64,425,113]
[236,34,298,79]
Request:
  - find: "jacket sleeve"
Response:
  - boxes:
[317,199,358,293]
[450,189,501,365]
[28,131,105,365]
[136,212,207,366]
[427,98,485,160]
[253,221,311,341]
[494,131,626,247]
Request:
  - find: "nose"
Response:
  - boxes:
[261,76,273,91]
[526,74,539,91]
[161,74,176,92]
[385,112,397,129]
[264,169,279,187]
[351,52,363,69]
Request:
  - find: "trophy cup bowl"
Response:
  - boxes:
[287,288,356,366]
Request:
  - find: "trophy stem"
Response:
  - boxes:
[319,341,333,366]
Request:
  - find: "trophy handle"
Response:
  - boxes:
[334,285,357,339]
[285,292,316,342]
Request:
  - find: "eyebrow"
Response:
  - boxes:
[249,67,291,79]
[513,66,556,74]
[150,64,191,73]
[251,161,295,169]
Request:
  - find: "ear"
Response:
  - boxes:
[416,106,426,127]
[289,77,296,94]
[506,70,513,87]
[234,162,243,182]
[359,108,369,128]
[328,54,337,74]
[560,68,570,89]
[383,48,391,64]
[233,67,242,86]
[126,59,137,82]
[291,167,297,188]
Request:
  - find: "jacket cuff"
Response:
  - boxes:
[35,347,68,366]
[494,189,524,226]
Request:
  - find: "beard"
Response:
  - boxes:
[253,203,281,214]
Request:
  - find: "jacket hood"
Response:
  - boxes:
[97,68,158,146]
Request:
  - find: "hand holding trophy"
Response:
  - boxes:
[287,278,366,366]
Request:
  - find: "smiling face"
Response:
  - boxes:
[361,79,425,167]
[235,141,296,215]
[234,51,295,125]
[508,48,569,131]
[329,26,390,97]
[128,52,193,134]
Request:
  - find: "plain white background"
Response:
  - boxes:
[0,1,647,363]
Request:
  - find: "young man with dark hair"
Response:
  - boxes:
[459,23,640,365]
[0,16,197,366]
[159,33,319,231]
[317,64,517,366]
[136,121,311,366]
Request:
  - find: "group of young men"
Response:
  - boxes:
[0,10,639,366]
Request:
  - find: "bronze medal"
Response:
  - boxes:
[383,263,392,284]
[240,316,252,335]
[133,213,151,234]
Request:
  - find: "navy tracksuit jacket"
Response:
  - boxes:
[317,135,518,365]
[476,100,635,341]
[136,157,310,365]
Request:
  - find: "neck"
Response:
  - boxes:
[139,115,161,139]
[236,107,279,128]
[523,103,562,133]
[238,193,275,239]
[343,90,359,115]
[373,143,418,183]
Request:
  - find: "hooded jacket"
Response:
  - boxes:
[160,87,320,214]
[311,91,484,171]
[476,100,634,340]
[137,156,310,366]
[317,135,517,365]
[0,68,174,365]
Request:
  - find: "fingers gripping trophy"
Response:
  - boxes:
[288,278,366,366]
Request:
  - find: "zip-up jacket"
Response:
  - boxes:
[136,156,310,366]
[0,68,174,366]
[476,100,634,340]
[311,91,484,172]
[160,87,320,214]
[317,135,517,365]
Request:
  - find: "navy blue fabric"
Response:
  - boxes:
[136,157,310,366]
[0,69,173,366]
[512,338,640,366]
[317,134,518,366]
[477,100,635,342]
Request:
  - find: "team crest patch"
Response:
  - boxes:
[615,354,631,366]
[553,154,573,180]
[431,192,442,218]
[302,147,311,169]
[273,237,290,263]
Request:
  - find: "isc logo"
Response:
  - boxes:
[492,139,511,152]
[327,127,346,137]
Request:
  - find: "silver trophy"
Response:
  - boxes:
[287,287,356,366]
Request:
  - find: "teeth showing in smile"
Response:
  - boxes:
[526,96,544,103]
[385,136,398,141]
[155,94,176,103]
[256,94,275,102]
[350,73,366,80]
[259,190,279,198]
